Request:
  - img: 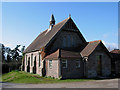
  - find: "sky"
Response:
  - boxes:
[2,2,118,50]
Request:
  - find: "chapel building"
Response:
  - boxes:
[22,14,111,79]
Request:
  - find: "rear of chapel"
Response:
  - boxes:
[22,14,111,79]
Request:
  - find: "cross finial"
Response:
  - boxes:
[69,14,71,18]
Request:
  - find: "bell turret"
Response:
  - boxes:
[49,14,55,30]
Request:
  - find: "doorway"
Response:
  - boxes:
[97,55,102,76]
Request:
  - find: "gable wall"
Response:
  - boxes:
[47,30,83,55]
[45,18,86,55]
[86,45,111,78]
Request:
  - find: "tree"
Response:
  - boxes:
[1,44,5,62]
[5,47,12,62]
[10,45,21,61]
[2,44,26,73]
[21,46,25,54]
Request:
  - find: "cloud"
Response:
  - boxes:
[102,41,118,49]
[103,32,118,39]
[3,43,15,49]
[103,33,109,38]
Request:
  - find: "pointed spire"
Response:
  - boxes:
[69,14,71,18]
[49,14,55,31]
[50,14,55,25]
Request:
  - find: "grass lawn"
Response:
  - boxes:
[0,71,94,84]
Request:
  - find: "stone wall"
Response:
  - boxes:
[115,59,120,75]
[24,51,43,76]
[61,58,84,79]
[86,45,111,78]
[46,30,84,55]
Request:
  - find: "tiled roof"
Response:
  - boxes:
[110,49,120,54]
[24,18,70,53]
[110,49,120,61]
[44,49,60,59]
[44,40,111,59]
[80,40,101,57]
[44,49,81,60]
[61,49,81,58]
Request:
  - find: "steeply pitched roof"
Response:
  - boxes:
[44,49,81,60]
[80,40,101,57]
[110,49,120,54]
[80,40,111,57]
[24,18,70,53]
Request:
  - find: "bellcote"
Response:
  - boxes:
[49,14,55,30]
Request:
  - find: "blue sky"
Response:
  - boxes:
[2,2,118,49]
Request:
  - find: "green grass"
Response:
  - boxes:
[0,71,94,84]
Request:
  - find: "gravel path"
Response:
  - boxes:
[2,79,119,88]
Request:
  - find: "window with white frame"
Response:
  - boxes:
[62,59,67,68]
[76,60,80,68]
[49,60,52,69]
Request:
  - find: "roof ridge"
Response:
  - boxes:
[80,40,101,57]
[89,40,101,43]
[24,17,71,53]
[52,17,70,27]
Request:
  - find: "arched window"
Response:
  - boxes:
[34,56,36,62]
[39,53,41,67]
[63,36,67,47]
[28,57,30,64]
[31,54,33,66]
[34,56,36,68]
[71,36,74,47]
[71,35,76,47]
[67,35,71,47]
[26,55,27,65]
[33,56,36,74]
[27,57,30,72]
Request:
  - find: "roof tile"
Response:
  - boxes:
[80,40,101,57]
[24,18,70,53]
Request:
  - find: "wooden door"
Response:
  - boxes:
[97,55,102,76]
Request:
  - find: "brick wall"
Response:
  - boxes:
[45,59,59,78]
